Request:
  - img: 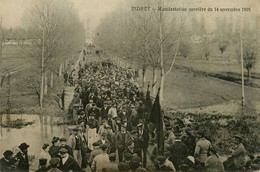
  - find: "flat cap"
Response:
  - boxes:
[59,148,68,153]
[109,153,116,158]
[156,155,166,162]
[100,144,108,149]
[49,157,60,166]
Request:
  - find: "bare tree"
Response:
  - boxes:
[23,0,85,108]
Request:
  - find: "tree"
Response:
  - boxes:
[179,41,191,58]
[23,0,85,108]
[237,42,257,82]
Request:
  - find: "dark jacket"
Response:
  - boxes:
[0,157,16,172]
[169,140,189,170]
[59,155,81,172]
[15,151,29,172]
[117,132,131,150]
[49,145,60,158]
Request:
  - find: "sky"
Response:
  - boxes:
[0,0,259,34]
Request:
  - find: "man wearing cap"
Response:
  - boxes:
[155,156,175,171]
[182,128,196,156]
[49,137,60,158]
[106,125,117,153]
[97,132,110,148]
[36,158,49,172]
[108,104,117,119]
[15,142,30,172]
[91,144,110,172]
[230,135,247,170]
[67,128,83,168]
[107,114,117,133]
[136,122,149,168]
[117,125,131,162]
[88,142,103,165]
[0,150,16,171]
[60,138,73,157]
[39,144,51,167]
[58,148,80,172]
[194,129,212,169]
[103,153,118,172]
[48,158,61,172]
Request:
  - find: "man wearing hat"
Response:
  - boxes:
[58,148,80,172]
[48,158,61,172]
[0,150,16,171]
[91,144,110,172]
[49,137,60,158]
[67,128,83,168]
[15,142,30,172]
[168,128,189,171]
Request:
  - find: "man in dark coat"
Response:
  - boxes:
[60,138,73,157]
[48,158,62,172]
[58,148,80,172]
[0,150,16,171]
[15,143,30,172]
[117,125,131,162]
[182,127,196,156]
[49,137,60,158]
[36,158,49,172]
[168,129,189,171]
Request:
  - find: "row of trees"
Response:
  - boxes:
[23,0,85,108]
[95,1,259,94]
[95,0,188,102]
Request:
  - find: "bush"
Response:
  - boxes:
[179,42,192,58]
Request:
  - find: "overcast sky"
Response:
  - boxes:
[0,0,259,34]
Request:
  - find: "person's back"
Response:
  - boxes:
[91,153,110,172]
[169,140,189,170]
[232,143,247,169]
[194,138,212,164]
[205,154,224,172]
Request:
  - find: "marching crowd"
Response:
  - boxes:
[1,59,260,172]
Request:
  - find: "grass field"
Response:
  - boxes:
[0,45,78,115]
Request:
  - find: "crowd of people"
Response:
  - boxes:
[1,59,260,172]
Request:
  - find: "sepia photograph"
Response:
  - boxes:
[0,0,260,171]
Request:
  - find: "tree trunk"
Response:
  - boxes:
[142,67,146,87]
[40,31,45,109]
[59,63,62,76]
[152,68,158,97]
[44,72,47,95]
[159,7,164,103]
[50,71,54,88]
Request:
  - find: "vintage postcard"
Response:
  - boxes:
[0,0,259,171]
